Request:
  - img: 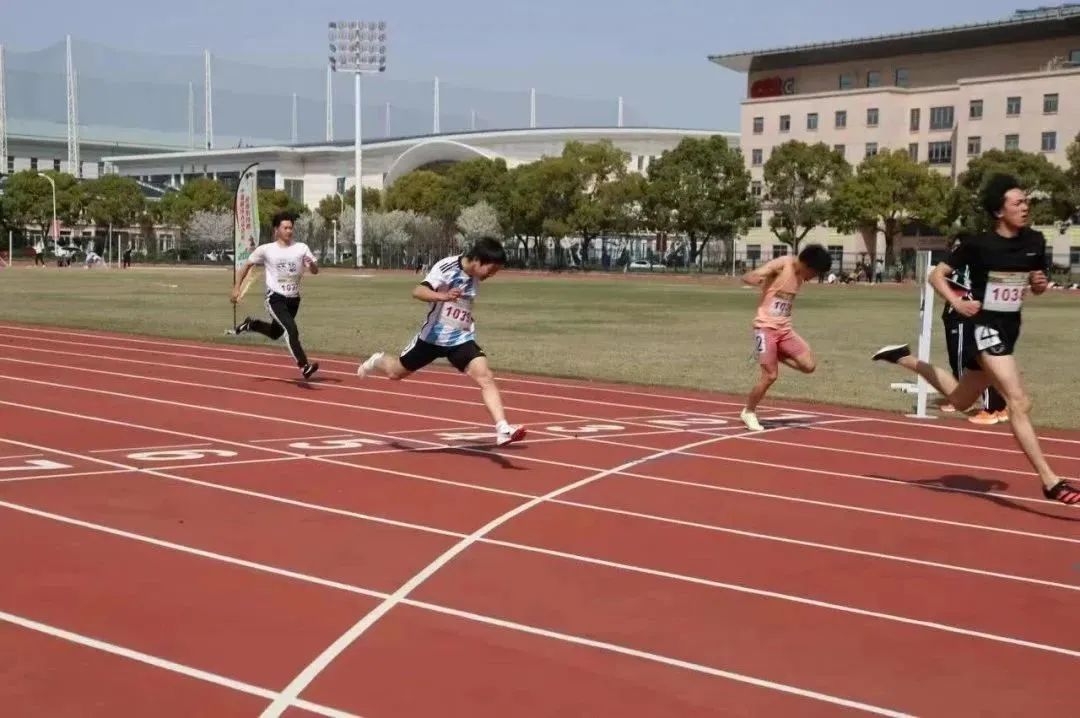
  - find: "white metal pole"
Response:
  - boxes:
[910,250,936,419]
[7,230,11,269]
[354,72,363,268]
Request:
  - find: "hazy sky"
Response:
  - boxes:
[0,0,1035,130]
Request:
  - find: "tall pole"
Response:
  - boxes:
[66,35,78,175]
[384,102,390,137]
[291,93,298,144]
[433,76,440,134]
[188,82,195,149]
[354,73,363,268]
[325,65,334,142]
[530,87,536,128]
[618,96,624,127]
[204,50,214,150]
[0,44,7,177]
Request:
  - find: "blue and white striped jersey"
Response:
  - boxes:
[417,255,478,346]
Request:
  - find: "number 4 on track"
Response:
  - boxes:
[0,459,71,473]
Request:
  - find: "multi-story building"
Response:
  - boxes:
[710,5,1080,270]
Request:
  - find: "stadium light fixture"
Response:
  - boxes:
[328,20,387,269]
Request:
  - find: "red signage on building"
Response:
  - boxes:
[750,76,796,98]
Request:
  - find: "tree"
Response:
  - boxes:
[830,149,953,265]
[0,170,83,240]
[1064,133,1080,214]
[441,157,510,224]
[562,141,632,266]
[84,175,145,230]
[645,135,757,267]
[158,177,231,230]
[456,200,502,246]
[955,148,1074,230]
[186,210,233,254]
[504,157,578,264]
[762,141,850,251]
[257,189,307,232]
[384,170,448,218]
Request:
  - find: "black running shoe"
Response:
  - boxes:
[301,362,319,380]
[1043,480,1080,506]
[235,317,253,334]
[872,344,911,363]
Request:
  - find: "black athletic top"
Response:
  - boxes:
[943,228,1047,320]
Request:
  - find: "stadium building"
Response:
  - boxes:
[710,5,1080,271]
[101,126,733,209]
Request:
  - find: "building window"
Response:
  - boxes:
[98,162,106,176]
[895,68,910,87]
[910,108,920,131]
[753,116,764,134]
[967,136,982,156]
[807,113,818,130]
[1070,246,1080,266]
[828,245,844,266]
[867,108,879,126]
[1071,50,1080,64]
[839,73,854,90]
[30,158,38,170]
[751,181,763,197]
[636,155,644,171]
[969,99,983,119]
[1005,134,1020,151]
[1007,96,1021,116]
[833,144,845,156]
[929,106,954,130]
[779,115,791,132]
[283,178,305,203]
[835,110,847,128]
[746,244,761,259]
[53,159,61,172]
[1042,131,1057,152]
[752,149,763,166]
[866,71,882,87]
[1043,93,1059,114]
[256,169,276,190]
[865,142,879,158]
[928,141,953,165]
[772,244,789,258]
[6,156,13,173]
[908,143,919,161]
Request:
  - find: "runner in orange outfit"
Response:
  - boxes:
[740,244,833,431]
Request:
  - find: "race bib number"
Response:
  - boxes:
[769,292,794,317]
[753,331,767,357]
[278,274,300,294]
[442,301,473,329]
[982,272,1026,313]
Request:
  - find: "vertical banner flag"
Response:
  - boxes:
[229,162,260,331]
[234,162,260,273]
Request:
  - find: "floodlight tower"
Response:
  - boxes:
[325,65,334,142]
[66,35,80,175]
[328,20,387,269]
[0,45,7,177]
[204,50,214,150]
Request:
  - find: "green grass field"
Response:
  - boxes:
[4,264,1079,428]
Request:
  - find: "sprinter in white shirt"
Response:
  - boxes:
[231,211,320,380]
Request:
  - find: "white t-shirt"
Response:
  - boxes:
[417,255,477,346]
[248,241,316,297]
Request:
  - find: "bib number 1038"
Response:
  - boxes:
[983,272,1026,312]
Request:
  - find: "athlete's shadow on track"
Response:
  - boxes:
[388,440,526,471]
[256,376,344,391]
[869,473,1078,521]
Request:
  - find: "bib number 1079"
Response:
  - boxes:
[443,304,473,327]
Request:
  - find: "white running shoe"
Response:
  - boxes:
[741,409,764,432]
[496,425,527,446]
[357,352,383,378]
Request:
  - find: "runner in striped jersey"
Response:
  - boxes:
[357,237,526,447]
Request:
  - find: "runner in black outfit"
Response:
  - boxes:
[941,233,1009,423]
[872,174,1079,506]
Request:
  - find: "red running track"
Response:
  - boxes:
[0,322,1076,717]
